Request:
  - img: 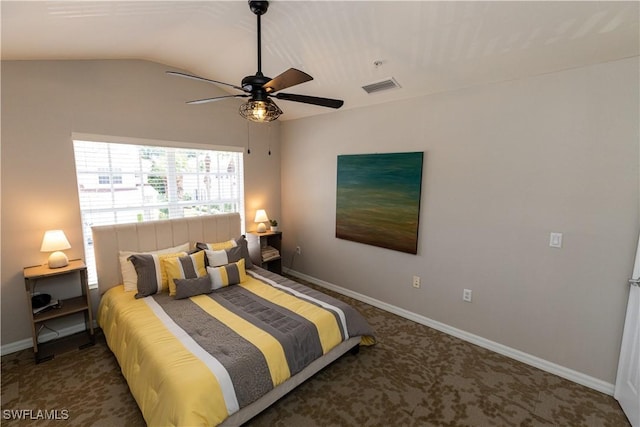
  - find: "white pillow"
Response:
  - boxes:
[119,242,190,292]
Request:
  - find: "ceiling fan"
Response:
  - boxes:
[167,0,344,122]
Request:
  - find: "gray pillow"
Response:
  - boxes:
[204,246,243,267]
[196,235,253,268]
[128,254,163,299]
[236,236,253,268]
[173,275,213,299]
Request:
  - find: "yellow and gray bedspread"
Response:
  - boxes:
[98,268,375,426]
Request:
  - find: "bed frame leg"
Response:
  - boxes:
[350,344,360,355]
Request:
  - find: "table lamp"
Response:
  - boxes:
[41,230,71,268]
[254,209,269,233]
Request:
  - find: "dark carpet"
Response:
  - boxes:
[1,283,629,426]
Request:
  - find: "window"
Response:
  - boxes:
[73,136,244,285]
[98,168,123,184]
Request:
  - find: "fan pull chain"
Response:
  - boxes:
[246,121,251,154]
[268,123,271,156]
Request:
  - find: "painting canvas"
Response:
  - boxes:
[336,152,423,254]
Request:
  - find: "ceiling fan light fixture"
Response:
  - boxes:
[239,99,283,122]
[169,0,343,120]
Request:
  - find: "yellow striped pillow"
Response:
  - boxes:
[206,259,246,290]
[200,239,237,251]
[163,251,207,297]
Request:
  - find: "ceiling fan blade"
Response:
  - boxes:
[263,68,313,93]
[167,71,247,92]
[273,92,344,109]
[186,94,249,105]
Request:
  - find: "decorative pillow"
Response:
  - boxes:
[173,276,213,300]
[207,259,246,290]
[129,252,187,298]
[119,242,190,292]
[236,236,253,268]
[196,239,237,251]
[163,250,207,296]
[197,236,253,268]
[205,246,244,268]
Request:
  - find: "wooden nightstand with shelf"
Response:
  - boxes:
[247,231,282,275]
[23,259,95,363]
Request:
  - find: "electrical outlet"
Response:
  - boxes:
[295,246,301,255]
[549,232,563,248]
[412,275,420,289]
[463,289,472,302]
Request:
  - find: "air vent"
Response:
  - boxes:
[362,77,401,94]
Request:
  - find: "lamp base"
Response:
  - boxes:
[48,251,69,269]
[257,223,267,233]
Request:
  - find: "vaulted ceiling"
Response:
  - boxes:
[2,1,638,120]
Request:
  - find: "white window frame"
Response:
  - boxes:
[72,133,245,288]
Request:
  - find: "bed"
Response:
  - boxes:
[92,213,374,426]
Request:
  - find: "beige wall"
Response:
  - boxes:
[280,57,639,385]
[2,56,638,387]
[1,59,281,346]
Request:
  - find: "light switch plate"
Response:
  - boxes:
[550,232,563,248]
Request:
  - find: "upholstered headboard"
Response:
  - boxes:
[92,213,242,295]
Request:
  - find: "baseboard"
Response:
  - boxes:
[1,321,98,356]
[284,268,615,396]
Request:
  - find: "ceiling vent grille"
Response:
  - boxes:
[362,77,401,94]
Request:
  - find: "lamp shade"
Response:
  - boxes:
[254,209,269,233]
[40,230,71,268]
[40,230,71,252]
[254,210,269,223]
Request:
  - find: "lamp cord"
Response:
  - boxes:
[36,323,60,340]
[287,250,299,270]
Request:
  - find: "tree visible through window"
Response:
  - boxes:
[73,138,244,285]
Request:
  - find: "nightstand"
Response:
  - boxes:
[23,259,95,363]
[247,231,282,275]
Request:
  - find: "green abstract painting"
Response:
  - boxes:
[336,152,423,254]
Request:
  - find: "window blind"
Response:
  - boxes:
[73,138,245,285]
